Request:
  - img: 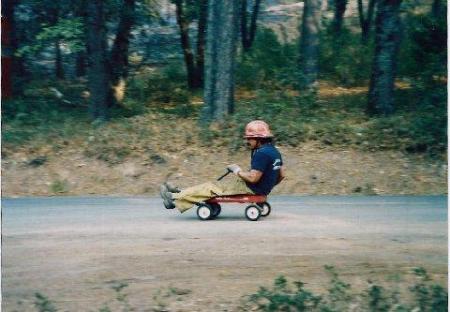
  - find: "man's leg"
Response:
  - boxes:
[172,177,253,213]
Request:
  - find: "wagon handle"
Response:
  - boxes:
[217,169,232,181]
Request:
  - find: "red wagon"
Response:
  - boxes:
[195,194,271,221]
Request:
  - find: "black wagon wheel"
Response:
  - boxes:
[258,202,271,217]
[197,203,213,221]
[210,203,222,219]
[245,204,261,221]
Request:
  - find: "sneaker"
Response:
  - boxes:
[164,182,181,193]
[160,185,175,209]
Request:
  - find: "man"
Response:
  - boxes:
[160,120,285,213]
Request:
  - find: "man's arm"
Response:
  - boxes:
[237,169,263,184]
[276,166,285,185]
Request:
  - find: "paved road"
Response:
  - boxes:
[2,196,447,311]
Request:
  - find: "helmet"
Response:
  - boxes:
[244,120,273,138]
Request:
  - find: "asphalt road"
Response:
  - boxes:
[2,195,448,311]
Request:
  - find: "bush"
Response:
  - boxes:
[398,7,447,84]
[50,179,69,194]
[319,25,374,87]
[244,267,448,311]
[34,292,57,312]
[125,61,190,107]
[28,267,447,312]
[235,28,298,90]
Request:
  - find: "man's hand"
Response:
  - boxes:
[227,164,241,175]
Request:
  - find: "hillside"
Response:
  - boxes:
[2,85,446,197]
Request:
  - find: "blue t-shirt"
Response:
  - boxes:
[247,144,283,195]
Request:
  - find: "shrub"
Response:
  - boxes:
[235,28,298,90]
[125,61,190,108]
[244,267,448,311]
[319,25,374,87]
[50,179,69,194]
[34,292,57,312]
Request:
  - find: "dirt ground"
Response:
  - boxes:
[2,143,447,197]
[2,196,448,311]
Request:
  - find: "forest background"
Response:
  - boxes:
[1,0,447,196]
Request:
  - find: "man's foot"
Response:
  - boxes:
[164,182,181,193]
[160,185,175,209]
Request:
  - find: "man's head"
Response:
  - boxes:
[244,120,273,149]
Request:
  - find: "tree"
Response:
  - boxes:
[332,0,347,34]
[2,0,16,98]
[432,0,442,19]
[367,0,402,116]
[75,1,87,77]
[298,0,322,91]
[173,0,208,90]
[15,1,85,80]
[85,0,109,120]
[357,0,377,42]
[202,0,239,122]
[109,0,136,103]
[240,0,262,51]
[51,7,65,79]
[33,0,68,79]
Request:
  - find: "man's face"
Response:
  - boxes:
[246,138,259,149]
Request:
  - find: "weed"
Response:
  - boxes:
[244,267,448,311]
[84,135,132,165]
[410,267,448,312]
[97,306,112,312]
[152,289,169,312]
[34,292,57,312]
[28,267,447,312]
[50,179,69,194]
[111,282,134,312]
[28,156,48,167]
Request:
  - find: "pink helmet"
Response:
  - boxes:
[244,120,273,138]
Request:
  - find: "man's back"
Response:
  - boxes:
[247,144,283,195]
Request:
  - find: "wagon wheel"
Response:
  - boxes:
[245,205,261,221]
[197,203,213,221]
[210,203,222,219]
[258,202,271,217]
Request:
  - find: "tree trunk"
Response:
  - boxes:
[55,39,65,79]
[194,0,208,88]
[86,0,109,120]
[75,0,87,78]
[3,0,29,98]
[357,0,377,43]
[432,0,442,19]
[75,52,86,77]
[203,0,239,122]
[2,0,14,98]
[298,0,321,90]
[240,0,249,49]
[367,0,402,116]
[175,0,197,89]
[332,0,347,33]
[241,0,262,51]
[109,0,135,103]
